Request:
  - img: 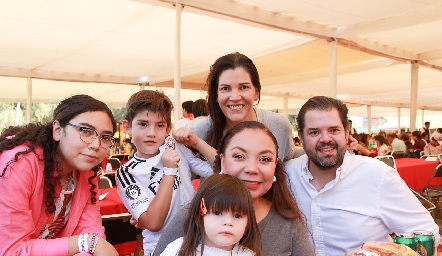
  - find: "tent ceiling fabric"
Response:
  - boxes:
[0,0,441,117]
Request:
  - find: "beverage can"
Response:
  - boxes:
[414,230,435,256]
[394,233,418,251]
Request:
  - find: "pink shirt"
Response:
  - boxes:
[0,145,105,256]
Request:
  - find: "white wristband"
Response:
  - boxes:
[78,233,89,252]
[163,167,179,176]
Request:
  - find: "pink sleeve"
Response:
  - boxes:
[0,154,70,256]
[72,197,106,238]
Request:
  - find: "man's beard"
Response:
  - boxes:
[304,141,346,170]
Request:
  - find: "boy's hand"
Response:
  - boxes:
[162,148,180,168]
[130,216,141,229]
[173,127,199,147]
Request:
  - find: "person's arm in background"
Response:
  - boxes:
[354,143,371,156]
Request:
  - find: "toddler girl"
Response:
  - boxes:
[161,174,261,256]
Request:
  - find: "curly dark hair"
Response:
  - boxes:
[214,121,304,221]
[0,95,116,214]
[205,52,261,149]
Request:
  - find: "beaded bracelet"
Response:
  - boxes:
[78,233,88,252]
[88,233,99,253]
[91,236,99,254]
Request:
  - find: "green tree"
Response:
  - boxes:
[31,103,57,123]
[0,103,18,132]
[288,114,298,133]
[0,102,56,132]
[0,103,127,134]
[111,107,126,123]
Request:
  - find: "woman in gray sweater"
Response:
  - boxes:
[173,52,304,170]
[155,122,314,256]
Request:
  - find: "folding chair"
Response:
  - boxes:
[107,158,121,171]
[413,149,423,158]
[374,155,396,169]
[410,188,436,218]
[407,148,414,158]
[392,151,406,159]
[99,176,113,189]
[103,172,117,187]
[421,164,442,216]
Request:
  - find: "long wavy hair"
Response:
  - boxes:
[0,95,116,214]
[178,174,261,256]
[205,52,261,149]
[214,121,304,221]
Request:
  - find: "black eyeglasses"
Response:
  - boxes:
[66,123,116,149]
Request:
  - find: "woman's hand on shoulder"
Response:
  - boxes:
[93,238,118,256]
[172,127,199,148]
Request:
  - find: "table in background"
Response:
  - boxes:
[99,186,127,215]
[99,187,140,255]
[395,158,441,190]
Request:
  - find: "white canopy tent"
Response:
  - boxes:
[1,0,442,131]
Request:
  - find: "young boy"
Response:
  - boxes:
[115,90,212,255]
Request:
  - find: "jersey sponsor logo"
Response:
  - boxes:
[125,184,141,200]
[130,197,148,209]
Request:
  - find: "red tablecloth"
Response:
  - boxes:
[99,187,128,215]
[395,158,441,190]
[99,187,139,255]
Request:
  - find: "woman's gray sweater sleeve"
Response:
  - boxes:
[154,207,188,256]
